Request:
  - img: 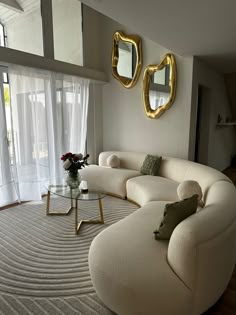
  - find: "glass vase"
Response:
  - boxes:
[65,171,81,189]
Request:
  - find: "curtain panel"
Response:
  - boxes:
[0,65,89,206]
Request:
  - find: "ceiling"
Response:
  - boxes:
[80,0,236,74]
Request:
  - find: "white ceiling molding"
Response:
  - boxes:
[0,0,23,12]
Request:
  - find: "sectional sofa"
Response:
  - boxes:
[80,151,236,315]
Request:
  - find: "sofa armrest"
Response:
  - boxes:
[167,181,236,313]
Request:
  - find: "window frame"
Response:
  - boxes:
[0,22,7,47]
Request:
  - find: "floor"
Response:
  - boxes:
[1,167,236,314]
[204,268,236,314]
[223,166,236,185]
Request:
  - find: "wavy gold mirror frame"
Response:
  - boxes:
[143,53,177,119]
[112,31,142,89]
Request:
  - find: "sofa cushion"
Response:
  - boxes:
[127,175,179,206]
[154,194,199,240]
[107,154,120,168]
[140,154,162,176]
[177,180,204,207]
[79,165,141,198]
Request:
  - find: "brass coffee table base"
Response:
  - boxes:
[46,188,105,234]
[46,190,75,216]
[75,197,104,234]
[76,219,104,233]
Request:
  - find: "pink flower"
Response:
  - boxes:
[61,152,89,172]
[73,156,79,162]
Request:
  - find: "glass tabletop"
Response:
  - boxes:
[43,178,106,201]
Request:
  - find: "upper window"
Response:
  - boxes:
[52,0,83,66]
[0,0,83,65]
[0,22,6,47]
[0,23,9,82]
[0,0,43,55]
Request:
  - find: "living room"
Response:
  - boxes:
[0,0,236,314]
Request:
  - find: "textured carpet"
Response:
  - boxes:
[0,195,138,314]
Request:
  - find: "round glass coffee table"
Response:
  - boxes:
[44,179,106,234]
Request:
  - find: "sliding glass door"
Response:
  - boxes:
[0,65,89,208]
[0,66,18,206]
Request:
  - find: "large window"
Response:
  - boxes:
[0,0,43,56]
[0,65,89,207]
[0,22,6,47]
[52,0,83,65]
[0,0,88,207]
[0,0,83,64]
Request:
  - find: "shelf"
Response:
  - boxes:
[216,122,236,127]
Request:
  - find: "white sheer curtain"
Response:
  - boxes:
[0,80,17,205]
[0,65,89,206]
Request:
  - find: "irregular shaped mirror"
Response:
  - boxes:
[112,31,142,89]
[143,53,177,119]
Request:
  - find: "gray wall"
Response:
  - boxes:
[82,5,104,71]
[189,58,236,170]
[83,6,236,169]
[86,83,103,164]
[100,15,194,159]
[225,72,236,121]
[83,6,105,163]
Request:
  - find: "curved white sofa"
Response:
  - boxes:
[81,151,236,315]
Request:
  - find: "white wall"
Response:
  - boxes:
[100,15,194,159]
[189,58,236,170]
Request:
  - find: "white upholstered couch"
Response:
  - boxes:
[80,151,236,315]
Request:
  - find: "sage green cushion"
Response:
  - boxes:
[140,154,162,176]
[154,194,199,240]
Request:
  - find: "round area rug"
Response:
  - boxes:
[0,195,138,314]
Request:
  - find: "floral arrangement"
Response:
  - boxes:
[61,152,89,177]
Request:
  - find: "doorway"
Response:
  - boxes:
[194,85,211,165]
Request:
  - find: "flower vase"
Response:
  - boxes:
[66,171,81,189]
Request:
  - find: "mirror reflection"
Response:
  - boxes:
[149,65,170,110]
[112,31,142,89]
[143,53,177,119]
[117,41,135,79]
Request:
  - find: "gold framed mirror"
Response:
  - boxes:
[112,31,142,89]
[143,53,177,119]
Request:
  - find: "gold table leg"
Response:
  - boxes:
[75,194,105,234]
[46,189,74,216]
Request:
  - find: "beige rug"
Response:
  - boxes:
[0,195,138,314]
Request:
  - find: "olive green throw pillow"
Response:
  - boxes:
[140,154,162,176]
[154,194,199,240]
